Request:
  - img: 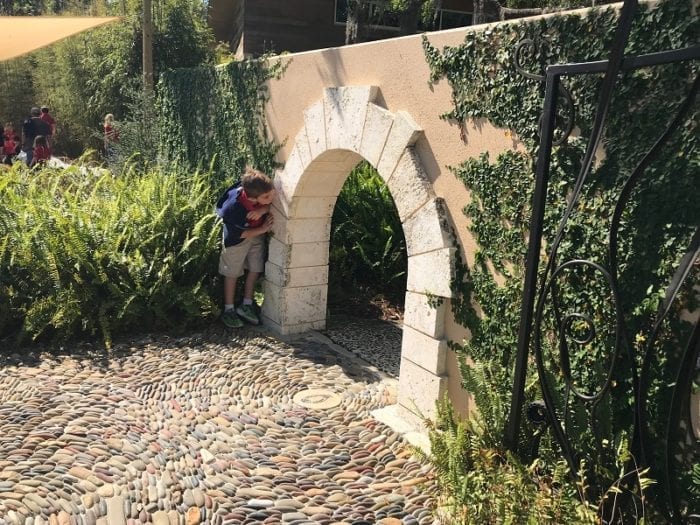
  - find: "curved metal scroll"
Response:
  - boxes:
[533,73,699,522]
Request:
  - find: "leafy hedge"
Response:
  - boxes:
[157,57,285,183]
[0,162,221,347]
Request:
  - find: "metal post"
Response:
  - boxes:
[504,71,559,452]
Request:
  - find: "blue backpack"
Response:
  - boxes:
[215,184,242,218]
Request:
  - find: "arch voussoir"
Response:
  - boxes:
[323,86,378,153]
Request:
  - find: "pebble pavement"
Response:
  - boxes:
[0,327,438,525]
[324,316,402,379]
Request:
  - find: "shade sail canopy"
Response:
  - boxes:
[0,16,120,61]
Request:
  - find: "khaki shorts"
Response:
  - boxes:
[219,236,265,278]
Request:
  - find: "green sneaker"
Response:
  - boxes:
[221,309,243,328]
[236,304,260,325]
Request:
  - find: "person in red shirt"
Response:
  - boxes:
[39,107,56,152]
[40,107,56,135]
[2,135,17,164]
[103,113,119,158]
[2,123,17,163]
[30,135,50,167]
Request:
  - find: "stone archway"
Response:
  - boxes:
[262,86,455,421]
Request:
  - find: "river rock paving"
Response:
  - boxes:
[0,328,438,525]
[324,317,402,378]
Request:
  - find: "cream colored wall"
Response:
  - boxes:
[263,25,511,417]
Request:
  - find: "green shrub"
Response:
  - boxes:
[416,390,595,524]
[0,160,221,347]
[329,161,407,304]
[416,362,655,524]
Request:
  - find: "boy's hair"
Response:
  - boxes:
[41,106,49,113]
[34,135,47,147]
[241,166,274,198]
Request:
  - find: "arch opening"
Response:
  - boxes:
[326,160,407,377]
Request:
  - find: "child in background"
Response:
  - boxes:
[2,133,17,164]
[3,123,15,160]
[3,122,14,142]
[31,135,50,167]
[216,167,275,328]
[40,107,56,151]
[40,107,56,136]
[103,114,118,151]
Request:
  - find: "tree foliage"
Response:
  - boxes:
[0,0,216,157]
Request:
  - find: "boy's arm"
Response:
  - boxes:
[246,205,270,221]
[240,215,274,239]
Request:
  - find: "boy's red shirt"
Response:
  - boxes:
[2,136,15,155]
[238,190,265,228]
[34,145,50,162]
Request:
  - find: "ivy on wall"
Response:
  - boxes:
[424,0,698,516]
[157,57,286,184]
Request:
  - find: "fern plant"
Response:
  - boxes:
[416,360,660,524]
[413,362,597,524]
[0,158,221,347]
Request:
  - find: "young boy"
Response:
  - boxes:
[216,167,275,328]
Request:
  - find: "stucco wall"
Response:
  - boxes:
[263,23,524,417]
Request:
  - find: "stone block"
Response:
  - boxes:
[265,261,328,288]
[386,148,432,222]
[406,247,455,298]
[323,86,378,152]
[403,291,447,339]
[273,168,292,219]
[289,196,337,219]
[294,126,313,168]
[304,100,326,160]
[400,325,447,375]
[397,358,447,419]
[267,238,329,269]
[274,217,331,245]
[298,159,356,197]
[402,198,451,257]
[261,282,327,326]
[376,111,423,181]
[261,315,326,335]
[359,103,394,167]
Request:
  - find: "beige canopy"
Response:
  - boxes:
[0,16,120,61]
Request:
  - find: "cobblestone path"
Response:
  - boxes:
[0,329,437,525]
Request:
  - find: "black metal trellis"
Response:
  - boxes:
[504,0,700,521]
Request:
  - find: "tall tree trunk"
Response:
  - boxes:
[346,0,371,44]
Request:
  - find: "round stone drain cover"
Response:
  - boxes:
[292,388,341,409]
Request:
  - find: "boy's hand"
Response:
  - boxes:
[261,214,274,232]
[247,206,269,221]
